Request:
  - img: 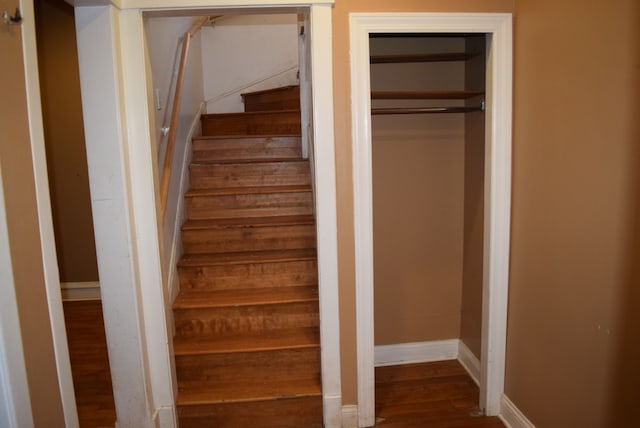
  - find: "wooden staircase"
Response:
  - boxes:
[173,86,324,428]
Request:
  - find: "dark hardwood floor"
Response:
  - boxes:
[375,360,505,427]
[63,300,116,428]
[63,301,503,428]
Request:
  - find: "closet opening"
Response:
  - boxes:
[370,32,491,424]
[350,13,513,427]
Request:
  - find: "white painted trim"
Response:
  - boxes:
[479,16,513,416]
[167,102,203,303]
[341,405,358,428]
[72,0,334,10]
[350,12,513,426]
[61,282,101,301]
[20,0,79,425]
[74,2,341,427]
[499,395,536,428]
[349,13,375,427]
[75,6,154,426]
[0,170,34,428]
[298,15,311,160]
[309,5,342,428]
[374,340,459,367]
[458,341,480,386]
[118,9,178,425]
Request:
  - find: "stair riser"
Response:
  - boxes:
[174,302,319,338]
[189,162,311,189]
[201,111,301,137]
[176,348,320,385]
[182,225,316,254]
[192,137,302,162]
[178,396,323,428]
[178,260,318,291]
[242,86,301,112]
[186,192,313,220]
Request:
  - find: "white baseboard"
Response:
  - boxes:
[341,405,358,428]
[152,405,176,428]
[374,339,459,367]
[458,340,480,386]
[499,394,536,428]
[60,281,100,301]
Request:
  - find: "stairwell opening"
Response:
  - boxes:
[144,10,326,427]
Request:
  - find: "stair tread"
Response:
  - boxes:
[174,327,319,355]
[177,377,321,406]
[179,249,317,267]
[174,286,318,309]
[202,109,300,118]
[182,215,315,231]
[185,185,311,197]
[193,135,302,142]
[190,157,305,165]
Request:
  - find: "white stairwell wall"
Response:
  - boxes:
[201,14,299,113]
[144,16,205,302]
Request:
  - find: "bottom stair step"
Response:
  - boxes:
[176,347,320,386]
[177,377,321,406]
[178,395,323,428]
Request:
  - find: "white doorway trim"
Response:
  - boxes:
[73,1,340,426]
[350,13,512,427]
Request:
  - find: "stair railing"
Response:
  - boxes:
[159,17,208,221]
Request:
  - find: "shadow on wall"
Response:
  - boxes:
[608,46,640,427]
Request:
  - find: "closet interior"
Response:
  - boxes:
[370,33,487,367]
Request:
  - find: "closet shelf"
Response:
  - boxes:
[371,106,482,115]
[371,90,485,100]
[370,52,479,64]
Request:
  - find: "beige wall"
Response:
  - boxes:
[460,35,486,359]
[333,1,640,426]
[35,0,98,282]
[331,0,514,405]
[370,37,466,345]
[0,6,65,425]
[506,0,640,427]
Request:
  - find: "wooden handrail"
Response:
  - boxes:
[160,17,208,221]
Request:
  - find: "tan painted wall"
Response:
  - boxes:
[35,0,98,282]
[506,0,640,427]
[460,35,486,359]
[0,8,66,426]
[331,0,515,404]
[370,37,466,345]
[333,2,640,425]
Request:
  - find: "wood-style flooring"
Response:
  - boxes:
[375,360,506,427]
[63,300,116,428]
[63,300,503,428]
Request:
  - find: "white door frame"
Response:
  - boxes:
[71,1,340,427]
[350,13,513,427]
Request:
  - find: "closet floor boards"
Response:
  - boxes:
[375,360,505,427]
[63,300,116,428]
